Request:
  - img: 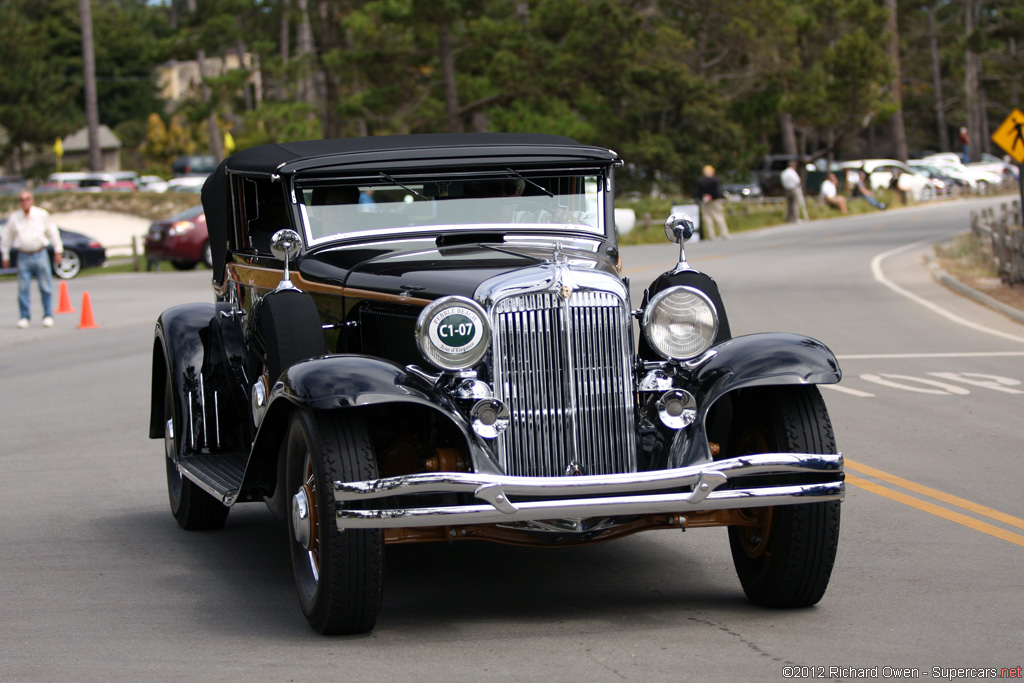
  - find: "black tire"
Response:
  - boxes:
[171,260,198,271]
[201,241,213,269]
[163,379,229,530]
[285,409,383,635]
[725,386,840,608]
[54,248,81,279]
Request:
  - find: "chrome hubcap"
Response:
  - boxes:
[292,486,313,549]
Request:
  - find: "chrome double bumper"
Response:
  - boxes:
[333,452,844,529]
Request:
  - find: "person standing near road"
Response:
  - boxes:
[781,161,804,223]
[1,191,63,328]
[695,165,730,239]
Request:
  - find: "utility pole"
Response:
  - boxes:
[79,0,101,171]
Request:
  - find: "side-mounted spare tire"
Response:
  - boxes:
[251,288,328,382]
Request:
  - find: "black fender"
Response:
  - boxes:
[670,332,841,467]
[149,303,216,448]
[244,355,501,506]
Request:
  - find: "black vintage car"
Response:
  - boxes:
[149,133,844,635]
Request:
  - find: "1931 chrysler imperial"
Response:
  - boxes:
[149,133,844,635]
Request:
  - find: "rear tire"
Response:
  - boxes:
[725,386,840,608]
[285,409,383,634]
[171,260,198,271]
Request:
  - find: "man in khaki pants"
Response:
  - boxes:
[695,165,730,240]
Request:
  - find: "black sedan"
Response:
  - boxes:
[1,219,106,279]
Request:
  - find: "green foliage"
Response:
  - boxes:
[1,0,1022,179]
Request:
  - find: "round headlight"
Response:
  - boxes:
[416,296,490,371]
[642,286,719,360]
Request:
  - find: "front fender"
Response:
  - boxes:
[248,355,501,480]
[695,332,841,408]
[669,332,841,467]
[149,303,215,443]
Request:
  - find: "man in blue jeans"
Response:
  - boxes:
[1,191,63,328]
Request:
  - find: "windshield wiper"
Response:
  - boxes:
[505,168,554,197]
[379,172,427,200]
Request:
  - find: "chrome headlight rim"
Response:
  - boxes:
[415,296,491,371]
[642,285,719,361]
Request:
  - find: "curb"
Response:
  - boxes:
[926,255,1024,325]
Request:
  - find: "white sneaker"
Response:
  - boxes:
[42,316,54,328]
[17,318,29,329]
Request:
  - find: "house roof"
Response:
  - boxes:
[62,125,122,152]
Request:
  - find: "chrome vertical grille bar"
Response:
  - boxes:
[492,287,636,477]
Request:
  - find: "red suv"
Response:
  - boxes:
[144,205,211,270]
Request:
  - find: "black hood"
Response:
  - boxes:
[298,239,616,301]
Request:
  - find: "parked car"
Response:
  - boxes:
[37,171,90,193]
[171,155,217,177]
[920,155,1003,193]
[144,205,210,270]
[753,154,798,196]
[907,161,966,196]
[967,153,1019,183]
[139,175,169,193]
[165,176,208,193]
[721,171,763,200]
[149,133,844,635]
[834,159,938,202]
[77,171,139,192]
[0,175,28,196]
[1,218,106,279]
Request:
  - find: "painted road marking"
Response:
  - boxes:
[846,460,1024,548]
[860,373,971,394]
[871,237,1024,344]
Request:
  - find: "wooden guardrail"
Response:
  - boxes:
[971,200,1023,284]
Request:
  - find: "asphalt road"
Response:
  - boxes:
[1,196,1022,682]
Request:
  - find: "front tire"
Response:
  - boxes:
[725,386,840,608]
[163,379,229,530]
[285,409,383,635]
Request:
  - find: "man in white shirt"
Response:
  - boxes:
[1,191,63,328]
[820,172,848,214]
[780,161,804,223]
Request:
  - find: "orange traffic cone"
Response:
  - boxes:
[56,281,76,314]
[77,292,99,329]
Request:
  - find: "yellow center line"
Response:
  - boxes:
[845,474,1024,548]
[846,459,1024,531]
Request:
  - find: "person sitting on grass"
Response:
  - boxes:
[820,172,848,215]
[849,169,885,210]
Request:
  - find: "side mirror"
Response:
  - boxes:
[664,213,696,272]
[664,213,695,244]
[270,229,302,290]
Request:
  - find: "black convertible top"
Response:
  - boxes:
[202,133,618,284]
[216,133,616,174]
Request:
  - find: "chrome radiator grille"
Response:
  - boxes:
[491,289,636,477]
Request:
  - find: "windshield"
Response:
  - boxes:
[298,172,604,246]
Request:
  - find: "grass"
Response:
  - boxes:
[617,189,896,245]
[934,232,1001,281]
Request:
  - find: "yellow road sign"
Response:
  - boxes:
[991,108,1024,164]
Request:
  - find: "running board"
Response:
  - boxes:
[177,454,248,506]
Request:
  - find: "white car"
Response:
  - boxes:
[835,159,939,202]
[165,176,208,193]
[139,175,169,193]
[967,153,1019,182]
[921,155,1003,193]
